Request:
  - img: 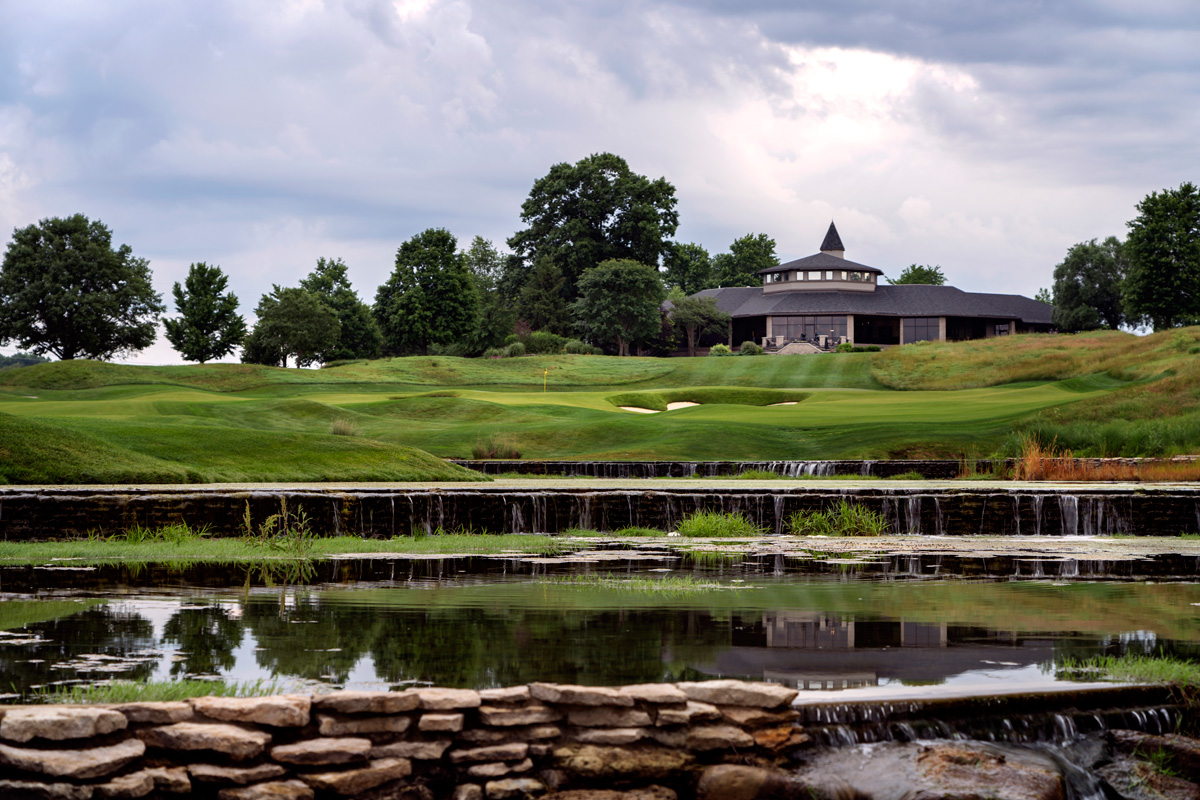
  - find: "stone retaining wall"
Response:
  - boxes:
[0,681,805,800]
[3,483,1200,540]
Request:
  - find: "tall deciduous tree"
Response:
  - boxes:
[887,264,947,285]
[0,214,164,359]
[462,236,515,352]
[572,260,667,356]
[246,287,340,368]
[508,153,678,301]
[516,258,570,335]
[1050,237,1127,332]
[663,242,713,294]
[670,295,731,357]
[711,233,778,287]
[374,228,479,355]
[163,263,247,363]
[1124,182,1200,330]
[299,257,383,362]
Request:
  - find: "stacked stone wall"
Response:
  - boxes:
[0,681,806,800]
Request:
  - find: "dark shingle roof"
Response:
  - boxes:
[693,285,1053,324]
[757,252,884,276]
[820,222,844,252]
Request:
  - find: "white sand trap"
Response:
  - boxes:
[770,401,798,406]
[666,401,699,410]
[620,406,659,414]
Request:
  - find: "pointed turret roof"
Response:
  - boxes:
[820,221,844,253]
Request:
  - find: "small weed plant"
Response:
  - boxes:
[787,500,890,536]
[676,510,765,538]
[119,521,210,544]
[241,498,317,557]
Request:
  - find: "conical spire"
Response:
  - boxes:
[820,222,845,256]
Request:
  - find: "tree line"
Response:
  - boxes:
[1046,182,1200,332]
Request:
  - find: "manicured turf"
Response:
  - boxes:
[2,329,1199,482]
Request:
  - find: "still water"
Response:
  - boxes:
[2,550,1199,701]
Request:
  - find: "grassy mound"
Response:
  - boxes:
[605,387,811,411]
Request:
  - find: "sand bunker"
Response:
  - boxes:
[619,406,659,414]
[770,401,798,406]
[666,401,699,410]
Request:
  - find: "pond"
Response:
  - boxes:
[3,544,1199,702]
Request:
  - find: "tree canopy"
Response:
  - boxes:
[887,264,946,285]
[374,228,479,355]
[163,262,247,363]
[0,214,164,360]
[670,295,731,357]
[663,242,713,294]
[1050,237,1126,332]
[246,287,340,368]
[462,236,515,351]
[711,233,778,287]
[516,258,569,335]
[572,259,667,356]
[1124,182,1200,330]
[299,257,383,362]
[507,153,678,301]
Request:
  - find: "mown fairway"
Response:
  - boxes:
[3,328,1200,483]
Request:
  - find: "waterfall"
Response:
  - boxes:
[1033,495,1044,536]
[906,496,922,535]
[1059,496,1079,536]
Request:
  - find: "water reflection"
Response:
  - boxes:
[2,566,1199,701]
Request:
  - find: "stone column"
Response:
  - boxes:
[938,317,947,341]
[845,314,854,346]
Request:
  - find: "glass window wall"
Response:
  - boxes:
[772,316,848,342]
[902,317,940,343]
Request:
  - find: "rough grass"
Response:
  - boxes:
[786,500,890,536]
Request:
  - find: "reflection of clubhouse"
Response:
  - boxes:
[689,223,1053,352]
[695,611,1052,691]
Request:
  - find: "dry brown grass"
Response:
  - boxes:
[1012,436,1200,482]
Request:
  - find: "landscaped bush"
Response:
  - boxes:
[837,343,882,353]
[739,341,764,355]
[472,433,521,459]
[483,347,505,359]
[786,500,890,536]
[676,510,765,537]
[526,331,568,354]
[504,341,526,357]
[708,343,732,356]
[563,339,602,355]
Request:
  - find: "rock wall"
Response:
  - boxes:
[3,483,1199,541]
[0,680,806,800]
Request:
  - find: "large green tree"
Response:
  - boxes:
[663,242,713,294]
[670,295,731,357]
[163,263,247,363]
[1050,237,1127,332]
[508,153,679,301]
[887,264,947,285]
[516,258,570,335]
[462,236,515,352]
[374,228,479,355]
[711,233,778,287]
[246,287,340,368]
[299,257,383,362]
[1124,182,1200,330]
[0,214,164,359]
[572,259,667,356]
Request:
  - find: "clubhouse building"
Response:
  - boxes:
[691,223,1053,351]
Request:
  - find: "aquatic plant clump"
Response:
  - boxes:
[787,500,890,537]
[676,510,765,538]
[31,679,283,705]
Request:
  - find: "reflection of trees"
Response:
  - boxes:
[0,605,156,696]
[241,595,378,683]
[162,606,244,677]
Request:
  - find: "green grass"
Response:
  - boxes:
[786,500,891,536]
[676,511,765,538]
[29,679,283,704]
[1057,654,1200,693]
[6,330,1200,481]
[536,573,739,595]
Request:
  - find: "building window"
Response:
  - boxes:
[771,315,849,342]
[902,317,940,343]
[995,323,1010,336]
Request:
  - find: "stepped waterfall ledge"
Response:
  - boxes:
[2,481,1199,540]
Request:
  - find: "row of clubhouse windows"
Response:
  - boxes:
[765,270,876,283]
[772,315,943,344]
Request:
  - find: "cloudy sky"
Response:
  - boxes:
[1,0,1196,363]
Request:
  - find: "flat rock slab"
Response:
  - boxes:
[192,695,310,727]
[451,743,530,763]
[316,713,412,736]
[217,780,314,800]
[566,707,652,728]
[486,778,546,799]
[478,705,563,726]
[271,736,372,765]
[677,681,798,709]
[418,688,482,710]
[189,763,288,785]
[617,685,687,705]
[114,703,193,725]
[311,691,420,715]
[0,779,96,800]
[530,684,633,707]
[92,771,154,799]
[138,722,270,760]
[547,789,677,800]
[300,758,412,795]
[553,745,694,780]
[0,737,145,780]
[1,707,127,743]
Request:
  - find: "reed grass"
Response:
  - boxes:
[786,500,890,537]
[1011,436,1200,481]
[29,679,282,704]
[329,417,359,436]
[1057,653,1200,703]
[675,510,765,538]
[472,433,522,459]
